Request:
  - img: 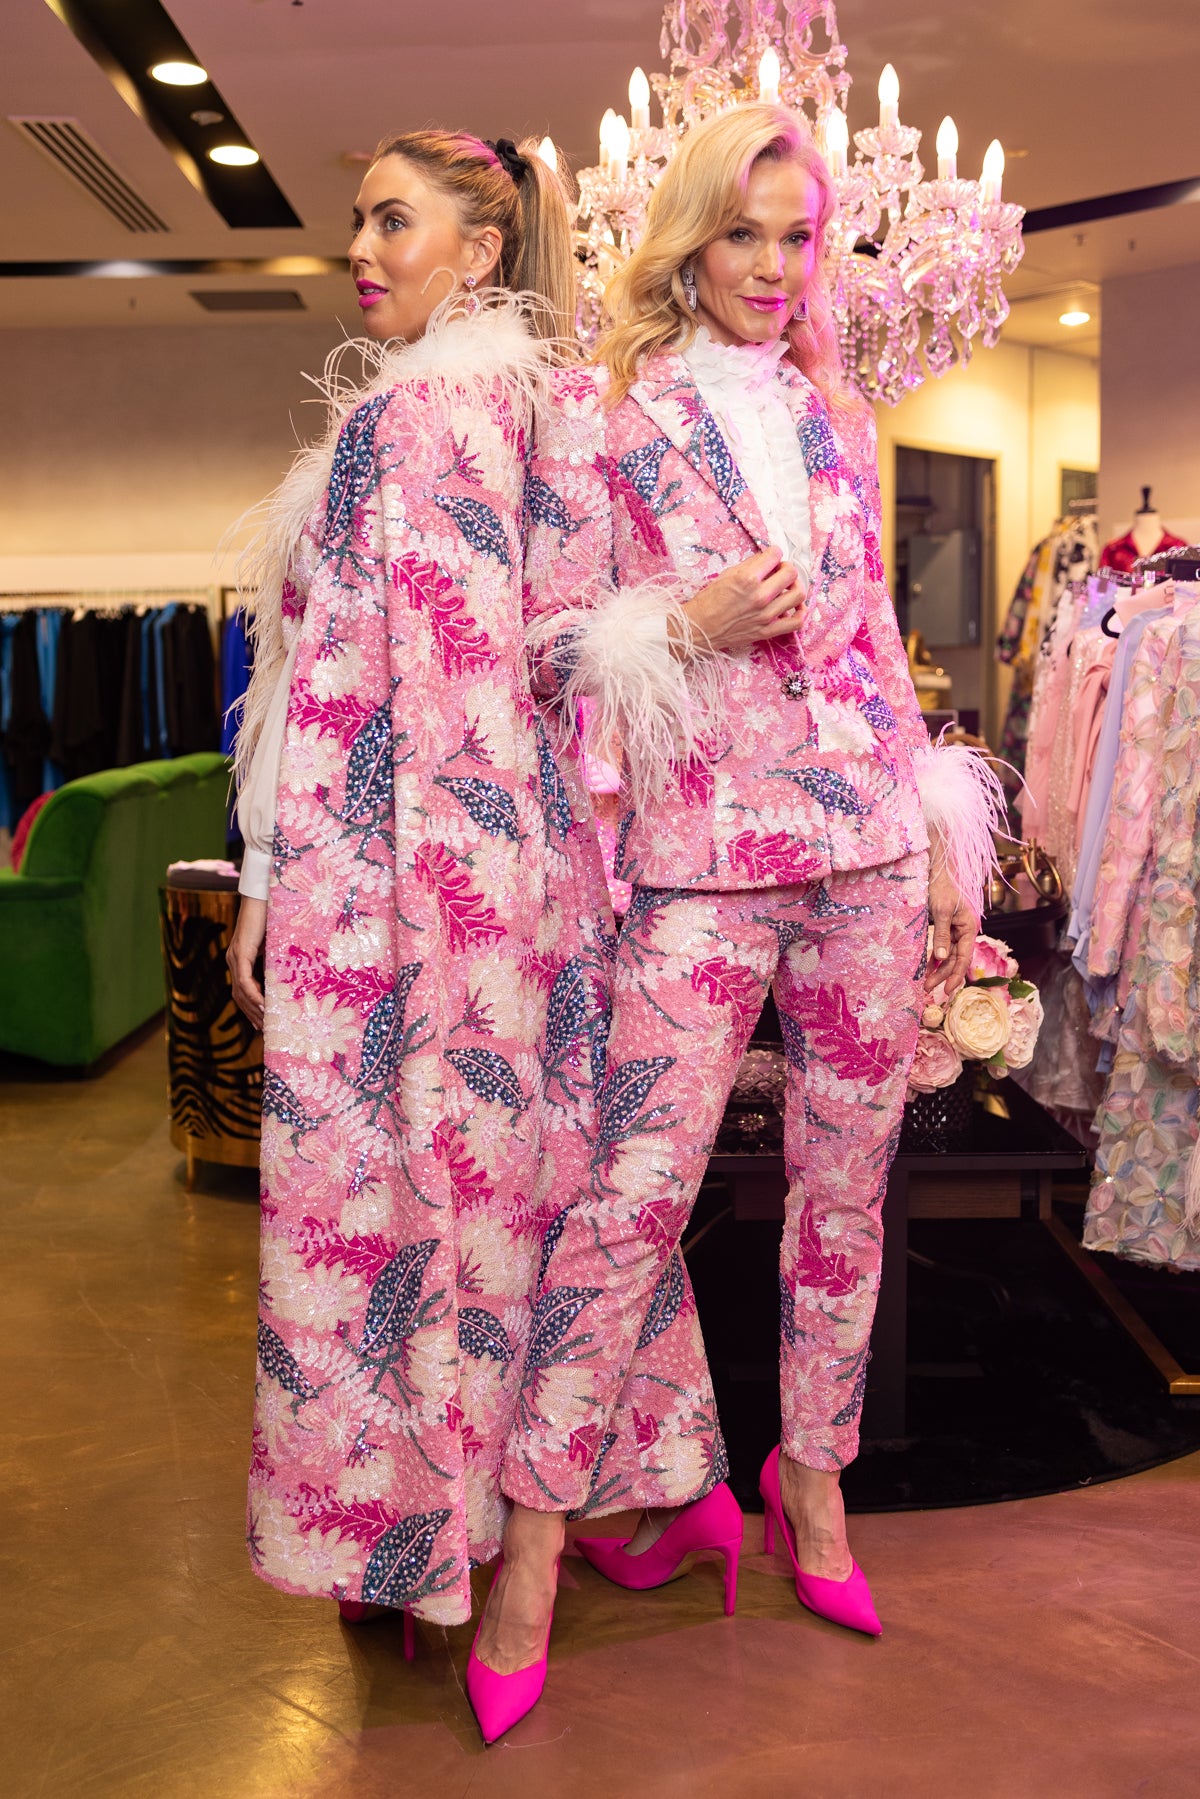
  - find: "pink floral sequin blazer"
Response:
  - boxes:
[524,353,999,908]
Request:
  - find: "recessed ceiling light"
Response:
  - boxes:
[208,145,260,167]
[1059,308,1091,328]
[150,60,208,86]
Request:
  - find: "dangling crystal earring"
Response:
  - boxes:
[682,266,698,313]
[793,294,809,322]
[463,272,481,317]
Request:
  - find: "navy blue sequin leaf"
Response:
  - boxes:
[779,1273,797,1350]
[433,492,512,566]
[525,472,582,537]
[778,1011,807,1071]
[432,775,520,841]
[526,1285,602,1368]
[534,721,572,841]
[861,694,897,735]
[614,806,635,872]
[831,1354,870,1427]
[537,1204,574,1291]
[545,957,590,1059]
[358,964,422,1092]
[582,1429,619,1500]
[362,1508,453,1605]
[808,885,870,920]
[797,409,841,481]
[695,408,747,508]
[635,1250,685,1351]
[444,1046,527,1113]
[617,436,673,503]
[323,394,387,555]
[773,765,870,817]
[359,1238,440,1355]
[589,999,611,1091]
[457,1306,513,1363]
[262,1069,314,1130]
[257,1321,318,1399]
[597,1056,675,1144]
[342,701,396,823]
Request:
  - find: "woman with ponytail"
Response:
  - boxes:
[504,104,1004,1643]
[226,131,617,1743]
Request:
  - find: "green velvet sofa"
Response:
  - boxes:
[0,753,230,1067]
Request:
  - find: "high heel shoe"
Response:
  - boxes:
[465,1558,558,1746]
[576,1481,744,1616]
[759,1447,881,1637]
[337,1598,416,1660]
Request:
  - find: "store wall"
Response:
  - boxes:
[876,341,1099,737]
[1099,261,1200,547]
[0,322,338,594]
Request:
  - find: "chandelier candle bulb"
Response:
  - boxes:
[825,107,849,180]
[758,46,782,105]
[980,138,1005,205]
[598,108,618,176]
[629,67,652,132]
[878,63,900,129]
[936,116,958,181]
[537,136,558,173]
[610,113,631,176]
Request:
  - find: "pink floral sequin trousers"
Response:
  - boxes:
[502,851,929,1512]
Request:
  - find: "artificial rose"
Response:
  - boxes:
[906,1027,964,1094]
[922,1002,945,1029]
[943,984,1011,1061]
[1003,990,1044,1069]
[969,934,1020,983]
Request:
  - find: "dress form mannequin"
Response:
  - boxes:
[1099,486,1187,573]
[1131,486,1165,559]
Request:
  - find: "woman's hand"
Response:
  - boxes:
[925,842,977,996]
[227,895,268,1031]
[671,547,806,657]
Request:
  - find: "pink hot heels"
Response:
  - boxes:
[576,1480,744,1615]
[337,1598,416,1660]
[465,1558,558,1746]
[759,1446,881,1637]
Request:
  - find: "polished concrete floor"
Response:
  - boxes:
[4,1027,1199,1799]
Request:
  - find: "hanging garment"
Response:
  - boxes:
[220,609,254,757]
[3,612,52,820]
[1098,529,1187,574]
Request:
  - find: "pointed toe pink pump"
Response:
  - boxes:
[337,1598,416,1660]
[759,1447,881,1637]
[576,1480,744,1615]
[465,1559,558,1746]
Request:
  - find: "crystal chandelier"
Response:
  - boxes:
[571,0,1025,405]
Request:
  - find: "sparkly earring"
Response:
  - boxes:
[793,294,809,322]
[463,272,480,317]
[682,266,698,312]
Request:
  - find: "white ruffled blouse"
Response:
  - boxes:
[680,326,814,585]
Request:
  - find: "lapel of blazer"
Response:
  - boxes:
[627,353,771,551]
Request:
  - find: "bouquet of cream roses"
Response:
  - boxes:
[906,933,1044,1100]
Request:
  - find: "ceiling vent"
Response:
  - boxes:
[8,117,169,233]
[191,290,306,313]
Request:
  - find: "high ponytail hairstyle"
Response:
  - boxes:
[598,103,853,410]
[370,129,576,351]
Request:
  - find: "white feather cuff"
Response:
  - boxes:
[529,580,727,808]
[913,739,1007,918]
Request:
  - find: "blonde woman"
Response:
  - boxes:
[500,105,1001,1651]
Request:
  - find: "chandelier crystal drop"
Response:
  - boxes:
[573,0,1025,404]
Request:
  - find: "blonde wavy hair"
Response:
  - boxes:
[598,104,855,410]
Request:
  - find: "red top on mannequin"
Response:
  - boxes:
[1100,487,1187,571]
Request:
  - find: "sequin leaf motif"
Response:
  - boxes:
[257,1321,319,1401]
[831,1354,870,1426]
[777,1009,807,1072]
[635,1250,685,1351]
[262,1069,317,1132]
[292,1493,395,1552]
[575,1429,622,1514]
[358,1238,441,1356]
[795,984,891,1088]
[797,407,842,489]
[544,956,591,1060]
[596,1055,675,1147]
[391,552,494,677]
[596,454,667,556]
[588,994,611,1091]
[677,757,714,810]
[860,694,896,735]
[623,885,676,937]
[432,775,520,842]
[727,830,826,886]
[444,1046,527,1114]
[617,435,673,503]
[524,1285,602,1369]
[342,701,398,824]
[779,1271,797,1348]
[768,765,870,817]
[298,1219,397,1284]
[534,721,572,841]
[536,1203,574,1290]
[433,493,512,567]
[413,840,504,952]
[357,964,423,1094]
[675,389,747,508]
[289,686,375,744]
[863,528,885,584]
[690,956,762,1012]
[524,472,582,539]
[792,1197,860,1299]
[458,1306,514,1363]
[323,394,387,555]
[431,1121,494,1213]
[362,1509,456,1606]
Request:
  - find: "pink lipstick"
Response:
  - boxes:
[356,281,386,309]
[742,295,788,312]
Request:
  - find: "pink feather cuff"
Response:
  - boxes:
[912,739,1007,918]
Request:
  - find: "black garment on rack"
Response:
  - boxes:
[2,611,52,818]
[50,611,137,779]
[115,611,146,765]
[161,605,219,755]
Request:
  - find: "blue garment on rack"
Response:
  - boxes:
[35,609,64,794]
[152,605,177,758]
[220,608,254,757]
[0,613,20,831]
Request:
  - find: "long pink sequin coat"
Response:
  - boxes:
[247,313,616,1626]
[524,355,932,891]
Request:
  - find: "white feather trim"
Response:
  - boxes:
[913,738,1008,918]
[529,580,728,809]
[229,289,553,787]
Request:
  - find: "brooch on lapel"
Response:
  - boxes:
[781,670,812,700]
